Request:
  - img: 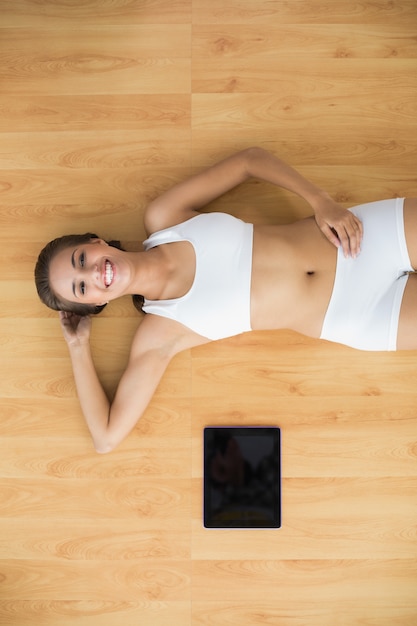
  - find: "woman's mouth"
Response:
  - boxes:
[104,260,114,287]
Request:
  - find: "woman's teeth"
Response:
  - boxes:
[105,260,113,287]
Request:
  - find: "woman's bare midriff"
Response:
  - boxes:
[250,216,338,338]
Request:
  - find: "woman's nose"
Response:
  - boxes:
[76,263,100,284]
[92,263,100,284]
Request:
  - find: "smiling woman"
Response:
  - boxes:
[35,232,144,315]
[33,147,417,453]
[50,239,116,304]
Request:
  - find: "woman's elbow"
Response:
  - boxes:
[93,435,118,454]
[241,146,268,171]
[94,442,114,454]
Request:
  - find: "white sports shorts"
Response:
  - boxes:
[320,198,413,351]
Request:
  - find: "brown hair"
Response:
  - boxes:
[34,233,144,315]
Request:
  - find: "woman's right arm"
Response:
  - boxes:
[60,312,208,453]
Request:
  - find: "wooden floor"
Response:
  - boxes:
[1,1,417,624]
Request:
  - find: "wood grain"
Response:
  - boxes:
[1,0,417,625]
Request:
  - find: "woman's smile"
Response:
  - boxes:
[104,259,114,288]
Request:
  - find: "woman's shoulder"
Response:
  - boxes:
[143,199,198,235]
[130,313,211,360]
[144,211,248,243]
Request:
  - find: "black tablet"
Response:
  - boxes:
[203,426,281,529]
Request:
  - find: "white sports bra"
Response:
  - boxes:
[142,213,253,340]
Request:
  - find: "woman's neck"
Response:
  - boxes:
[126,247,172,300]
[128,241,196,301]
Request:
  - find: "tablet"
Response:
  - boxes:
[203,426,281,529]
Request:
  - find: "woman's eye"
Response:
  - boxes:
[80,253,85,267]
[80,281,86,295]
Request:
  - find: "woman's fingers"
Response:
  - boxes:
[317,209,363,258]
[334,213,363,258]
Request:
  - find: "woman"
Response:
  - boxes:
[35,147,417,453]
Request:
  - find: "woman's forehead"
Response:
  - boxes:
[49,246,75,293]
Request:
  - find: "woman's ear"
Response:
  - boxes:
[90,238,109,246]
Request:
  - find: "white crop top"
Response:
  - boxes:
[142,212,254,340]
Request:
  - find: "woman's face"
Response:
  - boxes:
[49,239,131,306]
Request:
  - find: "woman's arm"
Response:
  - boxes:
[246,147,363,256]
[60,312,208,453]
[145,147,362,257]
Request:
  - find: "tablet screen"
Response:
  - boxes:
[203,427,281,529]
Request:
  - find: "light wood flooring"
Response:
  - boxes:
[1,1,417,624]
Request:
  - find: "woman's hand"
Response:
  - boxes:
[59,311,92,347]
[313,197,363,258]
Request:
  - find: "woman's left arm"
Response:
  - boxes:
[144,146,363,257]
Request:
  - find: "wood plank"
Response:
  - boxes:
[191,558,417,603]
[0,518,190,560]
[193,0,417,25]
[191,602,417,626]
[0,130,191,170]
[0,94,191,133]
[0,477,191,520]
[0,167,191,206]
[0,601,190,626]
[1,558,191,600]
[0,0,191,26]
[1,25,191,95]
[193,24,417,59]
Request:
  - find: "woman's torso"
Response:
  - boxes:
[251,216,337,338]
[143,213,338,341]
